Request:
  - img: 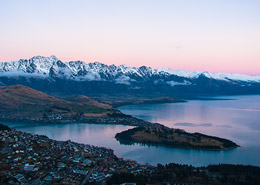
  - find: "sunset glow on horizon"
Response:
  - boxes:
[0,0,260,75]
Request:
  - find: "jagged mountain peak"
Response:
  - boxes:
[157,68,260,82]
[1,55,260,97]
[30,55,58,61]
[1,56,260,83]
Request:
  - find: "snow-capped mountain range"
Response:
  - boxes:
[0,55,260,98]
[0,55,260,83]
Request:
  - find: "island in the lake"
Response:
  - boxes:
[0,85,239,151]
[115,126,239,150]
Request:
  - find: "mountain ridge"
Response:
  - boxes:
[1,55,260,82]
[1,55,260,98]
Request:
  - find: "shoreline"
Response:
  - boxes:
[0,107,239,152]
[1,124,260,184]
[115,126,239,151]
[2,120,239,152]
[115,138,239,152]
[0,91,241,152]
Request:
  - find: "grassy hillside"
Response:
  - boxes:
[0,85,120,119]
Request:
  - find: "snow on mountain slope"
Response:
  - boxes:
[0,55,260,83]
[158,68,260,82]
[0,55,59,77]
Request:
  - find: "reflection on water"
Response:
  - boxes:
[5,123,136,154]
[175,123,212,127]
[119,95,260,147]
[119,95,260,166]
[4,95,260,167]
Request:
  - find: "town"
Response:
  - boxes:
[0,124,155,184]
[1,124,260,185]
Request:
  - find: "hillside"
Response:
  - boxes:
[0,85,153,126]
[0,85,120,120]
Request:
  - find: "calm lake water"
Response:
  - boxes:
[3,95,260,167]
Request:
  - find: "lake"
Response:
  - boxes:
[3,95,260,167]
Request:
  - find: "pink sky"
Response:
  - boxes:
[0,0,259,75]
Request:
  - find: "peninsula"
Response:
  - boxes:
[115,126,238,150]
[0,85,238,150]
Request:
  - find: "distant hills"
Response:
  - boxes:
[0,55,260,98]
